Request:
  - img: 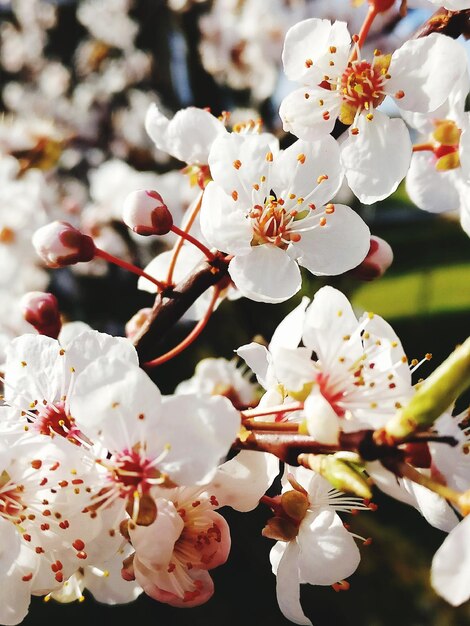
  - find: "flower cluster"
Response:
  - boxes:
[0,1,469,626]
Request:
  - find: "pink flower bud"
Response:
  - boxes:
[21,291,62,339]
[122,189,173,236]
[32,221,96,268]
[349,235,393,281]
[125,307,152,340]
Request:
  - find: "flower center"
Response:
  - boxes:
[338,57,389,124]
[315,373,346,417]
[111,447,161,496]
[34,400,78,439]
[250,197,300,248]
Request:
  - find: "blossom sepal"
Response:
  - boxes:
[299,453,372,499]
[381,336,470,442]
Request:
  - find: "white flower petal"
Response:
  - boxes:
[229,246,302,303]
[270,296,309,354]
[388,34,468,114]
[406,152,460,214]
[296,203,370,275]
[282,18,350,85]
[145,104,226,164]
[0,520,37,626]
[200,181,253,255]
[208,132,279,203]
[209,451,279,512]
[304,389,340,445]
[158,394,241,485]
[236,342,272,388]
[271,541,312,626]
[272,346,317,392]
[130,498,184,570]
[70,358,162,451]
[270,136,343,208]
[341,111,412,204]
[5,334,66,408]
[66,329,139,370]
[85,545,143,604]
[431,515,470,606]
[408,482,459,533]
[302,285,362,365]
[279,87,339,139]
[298,509,360,585]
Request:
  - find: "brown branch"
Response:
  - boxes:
[132,254,230,363]
[233,429,458,466]
[413,8,470,40]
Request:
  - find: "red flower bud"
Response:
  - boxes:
[21,291,62,339]
[122,190,173,236]
[32,221,96,268]
[349,235,393,281]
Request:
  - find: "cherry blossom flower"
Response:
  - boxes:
[68,357,241,516]
[0,429,114,625]
[122,447,278,608]
[49,543,142,606]
[3,330,138,440]
[200,132,370,303]
[279,18,468,203]
[264,466,364,625]
[404,74,470,236]
[238,286,413,442]
[175,356,260,410]
[124,486,231,607]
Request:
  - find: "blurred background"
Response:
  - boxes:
[0,1,469,625]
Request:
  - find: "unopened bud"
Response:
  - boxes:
[349,235,393,281]
[125,307,152,340]
[32,221,96,268]
[21,291,62,339]
[122,189,173,236]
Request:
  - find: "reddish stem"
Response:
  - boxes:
[95,248,166,291]
[170,225,216,263]
[143,285,221,367]
[241,402,304,420]
[349,6,378,62]
[167,192,203,284]
[244,420,300,432]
